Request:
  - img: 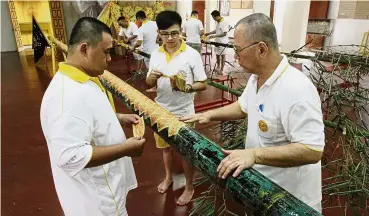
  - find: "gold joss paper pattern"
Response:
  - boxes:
[100,71,186,137]
[170,74,187,92]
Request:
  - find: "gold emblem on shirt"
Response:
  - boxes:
[258,120,268,132]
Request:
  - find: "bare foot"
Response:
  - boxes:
[176,186,194,206]
[157,178,173,194]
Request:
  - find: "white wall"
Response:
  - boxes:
[1,1,17,52]
[254,0,271,16]
[226,9,253,36]
[274,0,311,52]
[326,19,369,49]
[176,0,192,21]
[327,0,340,19]
[273,0,285,46]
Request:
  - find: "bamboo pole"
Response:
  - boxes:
[99,71,321,215]
[117,42,151,58]
[202,40,234,48]
[47,35,68,54]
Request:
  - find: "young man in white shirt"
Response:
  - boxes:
[133,10,159,93]
[182,10,204,53]
[40,17,146,216]
[205,10,229,74]
[181,13,324,213]
[117,16,144,72]
[146,11,207,206]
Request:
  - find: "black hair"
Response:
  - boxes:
[211,10,220,17]
[136,11,146,19]
[235,13,279,50]
[69,17,111,49]
[191,10,199,16]
[117,16,126,22]
[156,10,182,30]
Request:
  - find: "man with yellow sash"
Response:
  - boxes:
[40,17,146,216]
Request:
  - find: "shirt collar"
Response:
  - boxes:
[218,17,224,23]
[249,54,289,87]
[158,40,187,63]
[58,62,116,111]
[58,62,91,83]
[264,54,289,86]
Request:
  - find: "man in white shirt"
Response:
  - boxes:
[182,10,204,53]
[146,11,207,206]
[40,17,146,216]
[133,10,159,93]
[133,11,159,69]
[181,13,324,214]
[205,10,229,74]
[117,16,144,72]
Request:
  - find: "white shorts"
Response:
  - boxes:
[144,58,150,68]
[214,46,227,55]
[133,53,143,60]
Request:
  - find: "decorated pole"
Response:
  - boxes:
[47,35,68,54]
[99,71,321,216]
[207,80,242,97]
[202,40,234,48]
[117,42,151,58]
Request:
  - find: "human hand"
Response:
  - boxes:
[217,148,256,179]
[117,114,140,125]
[149,70,163,82]
[169,76,180,91]
[179,112,211,124]
[123,137,146,157]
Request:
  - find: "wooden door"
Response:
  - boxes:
[192,1,205,24]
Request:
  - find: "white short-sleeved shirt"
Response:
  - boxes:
[215,18,229,44]
[118,22,139,46]
[147,41,207,116]
[183,17,204,44]
[137,20,159,54]
[40,63,137,216]
[238,55,324,210]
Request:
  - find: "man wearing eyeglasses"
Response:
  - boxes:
[205,10,229,74]
[181,13,324,213]
[146,11,207,206]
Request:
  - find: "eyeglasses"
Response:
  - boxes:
[160,30,180,39]
[233,41,261,55]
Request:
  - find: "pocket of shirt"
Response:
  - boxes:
[258,113,278,142]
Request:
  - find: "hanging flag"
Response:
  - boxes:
[32,16,49,63]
